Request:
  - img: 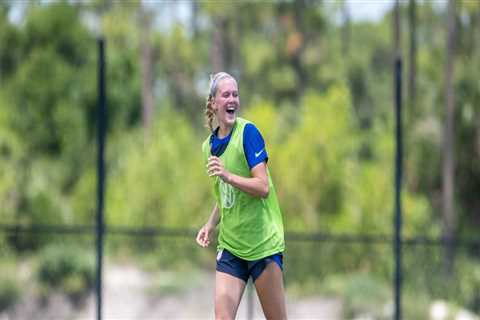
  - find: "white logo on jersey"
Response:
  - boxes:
[255,149,265,158]
[220,180,235,209]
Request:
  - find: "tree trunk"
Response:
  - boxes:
[408,0,417,112]
[191,0,199,39]
[211,17,225,73]
[393,0,401,57]
[292,0,307,100]
[140,6,154,144]
[341,0,351,57]
[442,0,457,276]
[475,6,480,57]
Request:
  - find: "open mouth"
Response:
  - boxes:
[226,107,236,115]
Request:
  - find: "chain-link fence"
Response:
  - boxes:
[1,224,479,319]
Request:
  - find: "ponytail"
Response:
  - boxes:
[204,96,215,131]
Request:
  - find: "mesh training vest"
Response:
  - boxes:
[202,117,284,260]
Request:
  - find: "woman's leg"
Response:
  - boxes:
[254,262,287,319]
[215,271,246,320]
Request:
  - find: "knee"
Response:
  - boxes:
[215,295,236,320]
[215,310,234,320]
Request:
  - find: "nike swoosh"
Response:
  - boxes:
[255,149,264,158]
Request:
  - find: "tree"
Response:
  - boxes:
[442,0,457,275]
[341,0,351,57]
[0,2,96,250]
[408,0,417,112]
[393,0,401,56]
[139,4,154,143]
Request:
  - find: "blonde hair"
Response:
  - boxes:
[204,72,236,131]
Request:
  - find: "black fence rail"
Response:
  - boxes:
[2,223,480,247]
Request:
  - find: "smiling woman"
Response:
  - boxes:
[196,72,287,319]
[204,72,239,135]
[207,73,239,136]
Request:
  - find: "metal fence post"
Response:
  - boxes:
[96,37,107,320]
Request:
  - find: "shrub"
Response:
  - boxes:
[36,244,94,303]
[342,273,391,319]
[321,272,391,319]
[0,268,20,312]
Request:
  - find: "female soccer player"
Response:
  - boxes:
[196,72,287,319]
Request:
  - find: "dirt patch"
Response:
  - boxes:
[4,263,342,319]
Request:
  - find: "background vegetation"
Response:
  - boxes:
[0,0,478,317]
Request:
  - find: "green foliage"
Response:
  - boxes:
[320,272,391,319]
[101,6,142,132]
[23,3,90,66]
[0,1,479,312]
[70,165,97,224]
[273,86,354,230]
[242,34,275,77]
[1,0,475,240]
[0,2,96,250]
[342,273,391,319]
[36,244,94,302]
[0,11,21,79]
[6,2,94,154]
[246,86,432,235]
[0,265,20,312]
[106,107,210,230]
[0,97,24,225]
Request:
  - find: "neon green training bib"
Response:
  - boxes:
[202,117,285,260]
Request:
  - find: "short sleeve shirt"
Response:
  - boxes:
[210,123,268,169]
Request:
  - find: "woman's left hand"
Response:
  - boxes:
[207,156,230,182]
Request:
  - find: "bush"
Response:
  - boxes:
[0,268,20,312]
[36,244,94,303]
[342,273,391,319]
[321,272,391,319]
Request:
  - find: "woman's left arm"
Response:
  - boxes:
[207,156,269,198]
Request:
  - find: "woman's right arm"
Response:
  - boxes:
[196,204,220,247]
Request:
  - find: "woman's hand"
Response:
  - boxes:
[207,157,270,198]
[207,156,230,182]
[196,222,215,248]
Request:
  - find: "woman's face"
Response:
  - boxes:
[213,77,240,128]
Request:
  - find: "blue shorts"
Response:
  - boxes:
[216,248,283,283]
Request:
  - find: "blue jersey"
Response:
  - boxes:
[210,123,268,169]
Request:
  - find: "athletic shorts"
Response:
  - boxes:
[216,248,283,283]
